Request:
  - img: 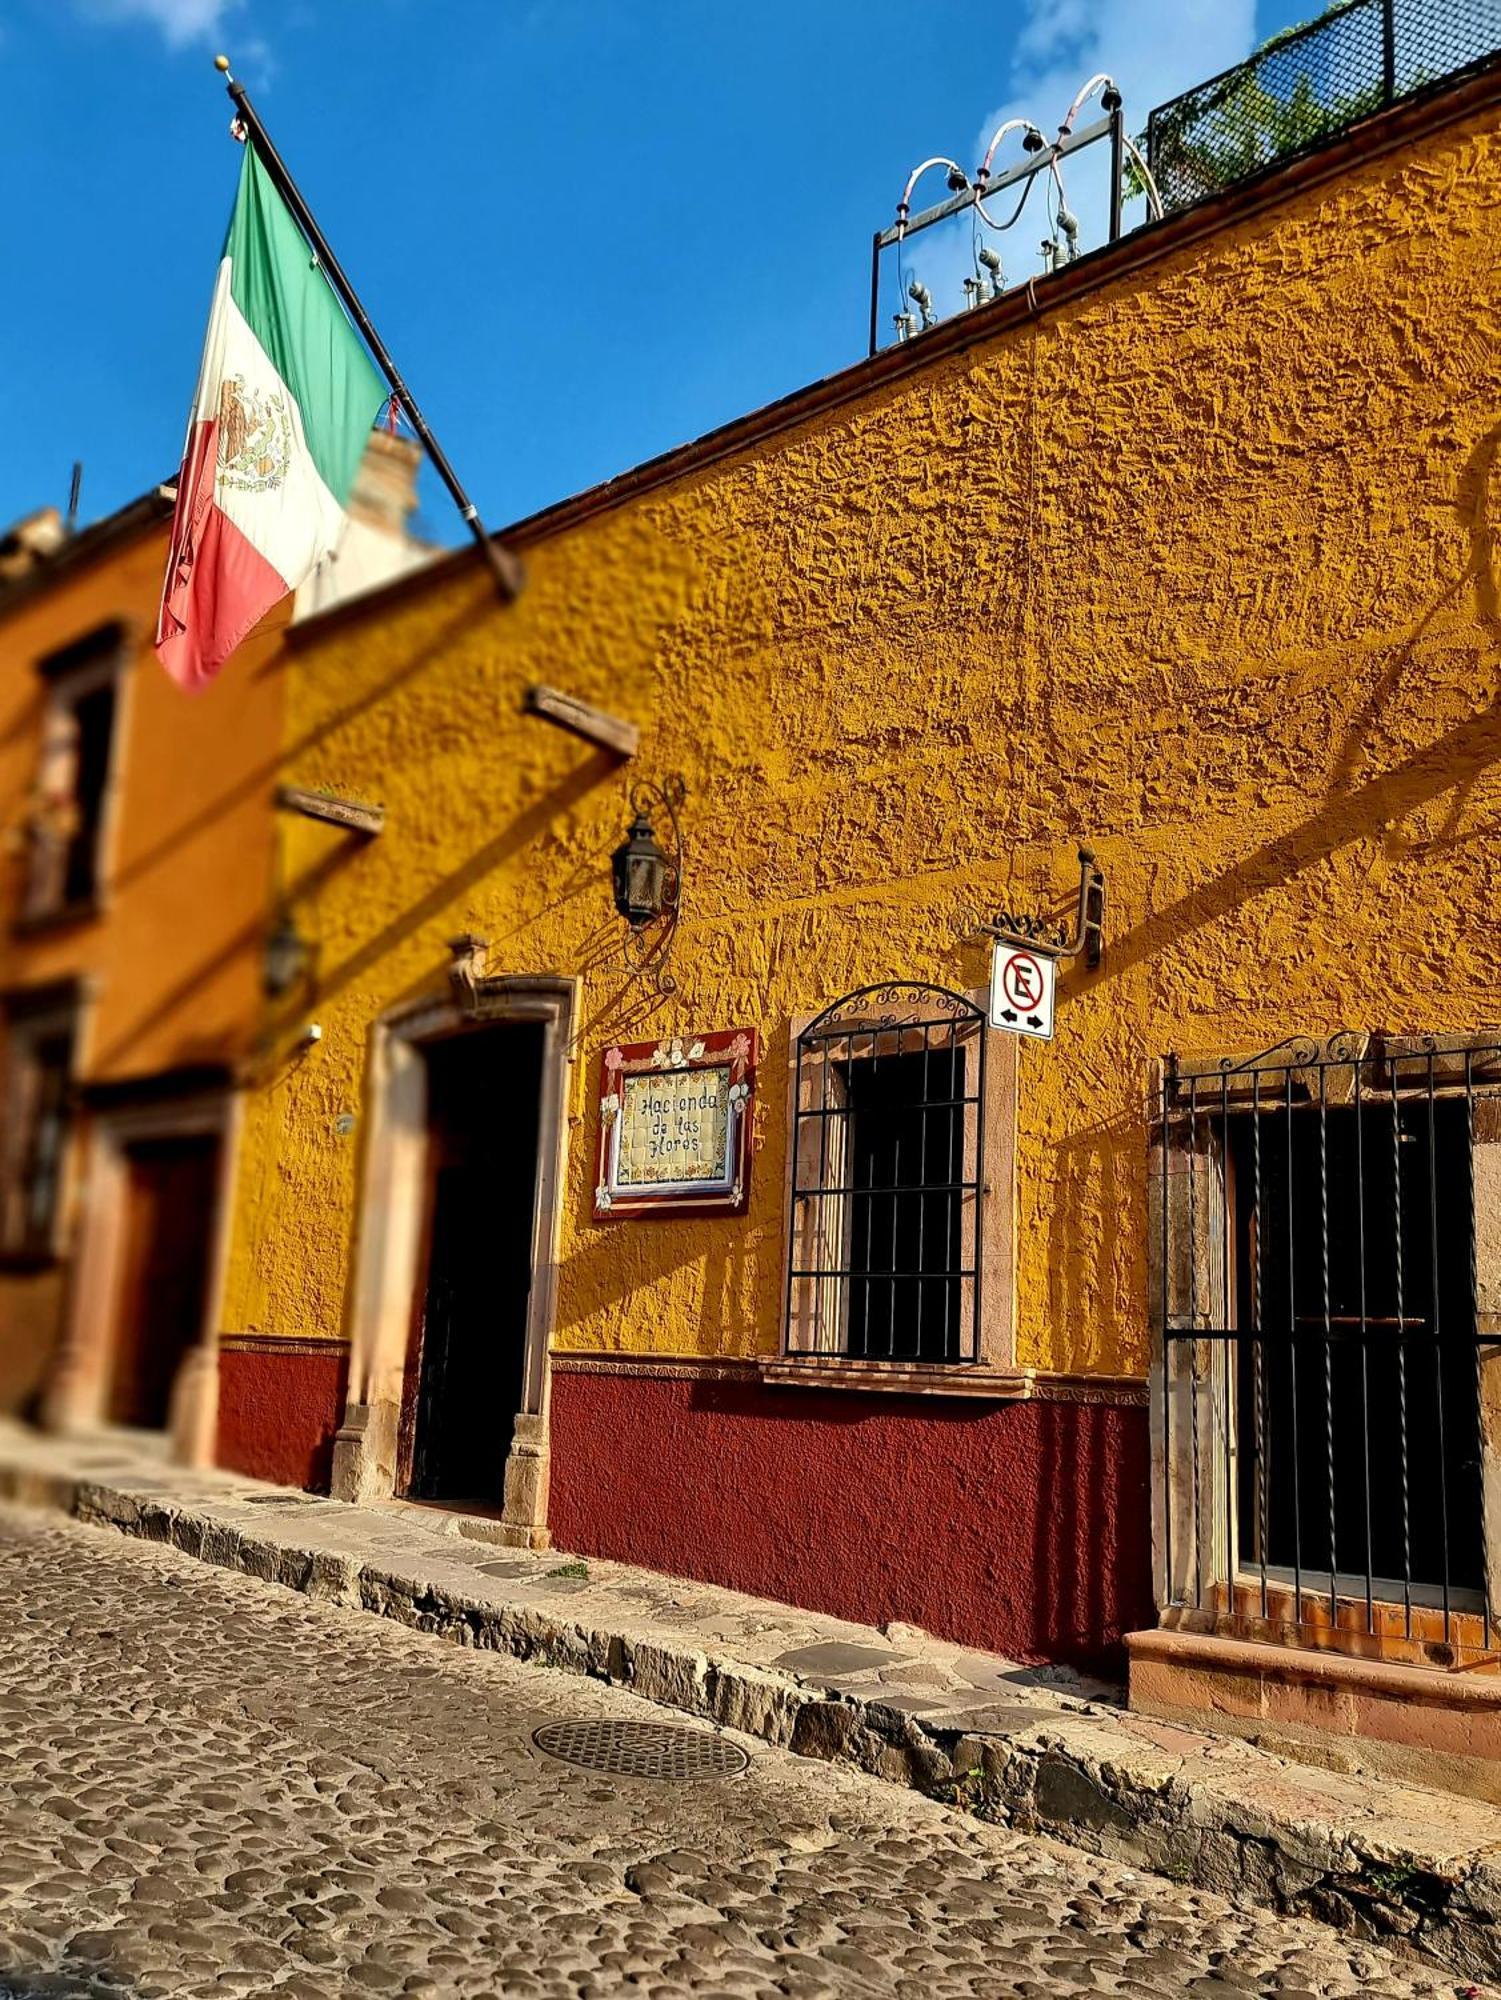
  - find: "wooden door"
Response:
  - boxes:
[107,1131,220,1429]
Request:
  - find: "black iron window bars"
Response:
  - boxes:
[1156,1032,1501,1652]
[784,983,987,1365]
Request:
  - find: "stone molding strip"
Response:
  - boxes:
[549,1349,1148,1406]
[549,1352,761,1383]
[219,1333,352,1358]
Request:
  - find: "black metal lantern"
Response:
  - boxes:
[611,811,671,931]
[263,908,310,998]
[610,777,685,994]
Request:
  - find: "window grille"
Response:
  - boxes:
[1145,0,1501,216]
[24,625,125,922]
[0,989,78,1260]
[784,983,985,1364]
[1155,1032,1501,1650]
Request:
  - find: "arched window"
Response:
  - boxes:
[784,983,987,1365]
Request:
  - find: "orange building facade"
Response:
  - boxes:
[0,436,426,1459]
[0,492,284,1445]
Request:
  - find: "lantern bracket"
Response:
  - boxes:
[617,776,685,997]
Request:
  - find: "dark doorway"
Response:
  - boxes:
[402,1024,544,1507]
[107,1130,221,1428]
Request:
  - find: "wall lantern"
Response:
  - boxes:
[263,908,310,998]
[610,777,685,994]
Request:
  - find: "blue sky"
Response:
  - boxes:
[1,0,1314,545]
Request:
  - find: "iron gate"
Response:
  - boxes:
[1156,1032,1501,1647]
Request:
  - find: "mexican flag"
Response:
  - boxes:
[155,145,387,689]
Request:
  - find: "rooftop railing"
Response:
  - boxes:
[1145,0,1501,215]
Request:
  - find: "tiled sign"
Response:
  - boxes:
[594,1029,756,1219]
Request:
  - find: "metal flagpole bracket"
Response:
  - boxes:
[982,846,1106,968]
[212,54,523,605]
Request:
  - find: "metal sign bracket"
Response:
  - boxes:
[981,846,1106,969]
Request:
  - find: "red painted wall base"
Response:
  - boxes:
[216,1343,348,1493]
[549,1370,1152,1676]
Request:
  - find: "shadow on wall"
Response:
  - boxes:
[1095,431,1501,990]
[1030,1109,1143,1381]
[296,749,618,1022]
[547,1369,1153,1675]
[1331,416,1501,799]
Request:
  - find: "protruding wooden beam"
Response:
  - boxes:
[523,684,638,760]
[275,784,385,837]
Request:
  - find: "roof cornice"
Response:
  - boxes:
[190,56,1501,648]
[0,486,175,622]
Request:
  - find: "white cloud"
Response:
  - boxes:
[892,0,1258,327]
[975,0,1258,253]
[979,0,1257,162]
[80,0,242,50]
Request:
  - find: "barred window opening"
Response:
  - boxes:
[785,984,985,1365]
[1156,1035,1501,1646]
[0,991,79,1261]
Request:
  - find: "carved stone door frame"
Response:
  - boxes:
[332,973,575,1546]
[44,1082,238,1464]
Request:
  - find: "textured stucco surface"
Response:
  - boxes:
[549,1371,1152,1671]
[222,100,1501,1400]
[0,525,285,1409]
[216,1343,349,1490]
[0,526,285,1084]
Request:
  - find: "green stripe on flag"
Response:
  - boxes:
[224,147,387,507]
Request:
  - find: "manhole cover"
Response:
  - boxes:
[533,1718,748,1781]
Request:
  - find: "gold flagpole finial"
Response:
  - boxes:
[214,53,232,73]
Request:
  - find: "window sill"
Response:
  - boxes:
[13,898,101,938]
[761,1356,1034,1399]
[0,1245,62,1274]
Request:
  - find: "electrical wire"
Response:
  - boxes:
[973,171,1039,234]
[1122,132,1165,220]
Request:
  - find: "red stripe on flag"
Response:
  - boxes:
[155,419,288,691]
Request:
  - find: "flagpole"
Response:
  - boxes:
[213,54,522,602]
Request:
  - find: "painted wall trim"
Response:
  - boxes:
[220,1333,351,1357]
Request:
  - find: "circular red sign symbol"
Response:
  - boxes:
[1000,950,1045,1011]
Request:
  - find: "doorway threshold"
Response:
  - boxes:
[375,1492,549,1551]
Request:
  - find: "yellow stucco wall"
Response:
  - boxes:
[222,99,1501,1381]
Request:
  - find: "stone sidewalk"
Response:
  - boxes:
[4,1421,1501,1984]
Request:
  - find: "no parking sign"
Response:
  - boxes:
[988,941,1056,1041]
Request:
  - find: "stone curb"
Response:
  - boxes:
[6,1457,1501,1984]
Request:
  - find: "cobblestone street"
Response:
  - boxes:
[0,1507,1476,2000]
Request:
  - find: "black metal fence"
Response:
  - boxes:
[784,983,986,1364]
[1157,1034,1501,1647]
[1145,0,1501,215]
